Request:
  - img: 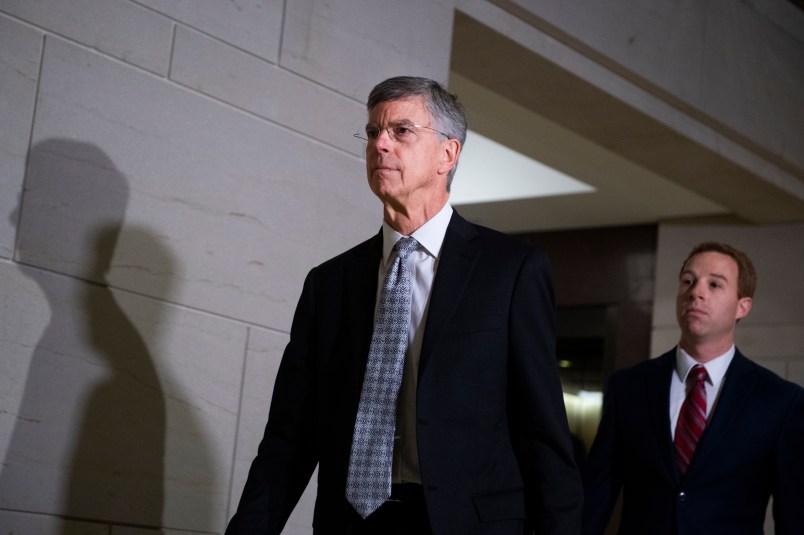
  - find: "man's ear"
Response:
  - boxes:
[438,139,461,175]
[736,296,752,321]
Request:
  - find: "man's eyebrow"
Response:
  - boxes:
[366,119,415,126]
[680,270,729,282]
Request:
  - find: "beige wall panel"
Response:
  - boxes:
[171,26,365,157]
[499,0,804,173]
[113,527,219,535]
[136,0,284,62]
[0,262,49,474]
[0,262,247,532]
[734,325,804,363]
[280,0,455,100]
[0,0,172,74]
[17,37,376,330]
[112,528,165,535]
[0,510,108,535]
[0,16,41,260]
[649,326,682,359]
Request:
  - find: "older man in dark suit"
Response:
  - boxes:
[226,76,582,534]
[583,242,804,534]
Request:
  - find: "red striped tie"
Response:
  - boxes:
[675,364,708,476]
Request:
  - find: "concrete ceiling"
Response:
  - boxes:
[448,11,804,234]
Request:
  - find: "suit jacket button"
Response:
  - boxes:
[678,491,686,502]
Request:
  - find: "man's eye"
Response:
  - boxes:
[365,127,380,140]
[393,126,413,138]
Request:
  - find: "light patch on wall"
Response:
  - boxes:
[563,389,603,451]
[451,130,595,204]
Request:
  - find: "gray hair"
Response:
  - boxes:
[367,76,467,189]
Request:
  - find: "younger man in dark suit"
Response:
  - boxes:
[583,242,804,534]
[226,76,582,534]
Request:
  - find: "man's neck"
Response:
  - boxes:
[383,197,448,236]
[678,337,735,364]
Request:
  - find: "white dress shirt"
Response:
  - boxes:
[669,345,734,439]
[376,202,452,484]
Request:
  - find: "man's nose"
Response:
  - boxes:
[687,281,703,298]
[373,128,394,149]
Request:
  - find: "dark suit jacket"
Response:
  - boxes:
[227,211,582,534]
[582,348,804,535]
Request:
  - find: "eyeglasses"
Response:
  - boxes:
[354,121,449,144]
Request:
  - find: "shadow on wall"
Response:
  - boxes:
[0,139,213,531]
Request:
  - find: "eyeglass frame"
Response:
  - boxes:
[353,120,450,143]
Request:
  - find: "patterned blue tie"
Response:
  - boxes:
[346,236,418,518]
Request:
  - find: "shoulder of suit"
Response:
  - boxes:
[733,350,804,396]
[717,352,804,421]
[309,233,379,273]
[607,350,674,386]
[459,217,548,258]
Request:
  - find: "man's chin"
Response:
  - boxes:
[679,319,706,337]
[369,178,398,198]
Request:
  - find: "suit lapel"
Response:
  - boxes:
[344,230,383,391]
[419,212,480,374]
[686,350,755,476]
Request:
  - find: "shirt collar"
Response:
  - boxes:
[381,203,453,262]
[675,345,735,385]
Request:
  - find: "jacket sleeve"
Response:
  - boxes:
[225,270,320,535]
[581,372,623,535]
[772,386,804,534]
[508,248,583,534]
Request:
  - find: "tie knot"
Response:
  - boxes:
[393,236,418,261]
[689,364,708,385]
